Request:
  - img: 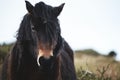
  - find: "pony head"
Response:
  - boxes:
[25,1,65,66]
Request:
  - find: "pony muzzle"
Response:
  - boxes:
[37,49,53,66]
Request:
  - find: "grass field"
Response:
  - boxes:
[74,50,120,80]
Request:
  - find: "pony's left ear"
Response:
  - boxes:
[25,1,34,14]
[53,3,65,17]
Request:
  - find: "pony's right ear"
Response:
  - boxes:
[25,1,34,14]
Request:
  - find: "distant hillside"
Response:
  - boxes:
[75,49,117,59]
[75,49,101,57]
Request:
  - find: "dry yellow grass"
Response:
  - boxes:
[74,52,120,80]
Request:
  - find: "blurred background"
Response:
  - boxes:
[0,0,120,60]
[0,0,120,79]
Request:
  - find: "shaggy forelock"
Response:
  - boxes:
[33,2,53,19]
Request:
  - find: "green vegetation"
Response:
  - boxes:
[0,43,13,63]
[0,43,120,80]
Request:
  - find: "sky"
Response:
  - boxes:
[0,0,120,60]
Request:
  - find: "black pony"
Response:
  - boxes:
[1,1,76,80]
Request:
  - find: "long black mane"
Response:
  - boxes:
[17,14,34,41]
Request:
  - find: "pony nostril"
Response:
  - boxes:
[37,49,54,66]
[39,56,54,70]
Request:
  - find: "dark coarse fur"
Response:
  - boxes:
[1,1,77,80]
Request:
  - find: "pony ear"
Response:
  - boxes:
[25,1,34,14]
[53,3,65,17]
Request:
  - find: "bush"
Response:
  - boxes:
[76,64,120,80]
[0,43,13,63]
[108,51,117,57]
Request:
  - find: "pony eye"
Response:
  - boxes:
[30,21,36,32]
[32,27,35,30]
[32,27,35,32]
